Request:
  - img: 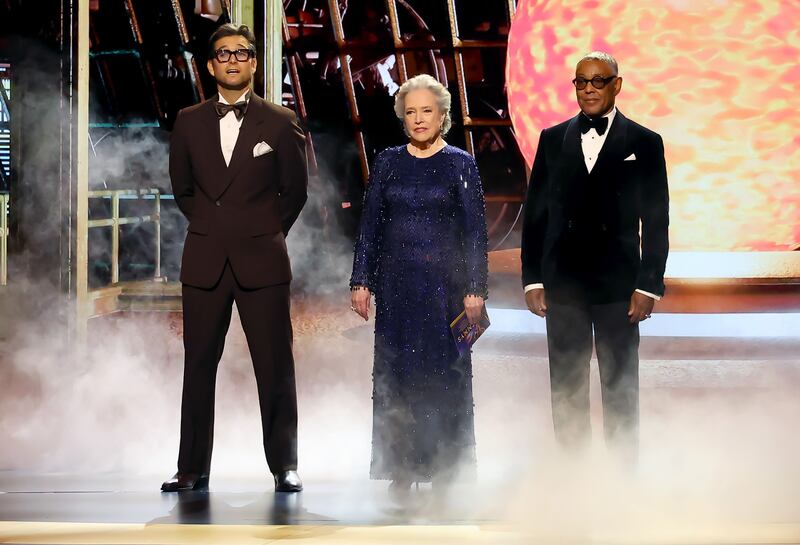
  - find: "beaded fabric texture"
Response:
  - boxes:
[350,144,489,481]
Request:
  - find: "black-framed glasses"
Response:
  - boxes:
[572,75,617,90]
[214,48,255,63]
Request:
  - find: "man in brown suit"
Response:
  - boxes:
[161,24,308,492]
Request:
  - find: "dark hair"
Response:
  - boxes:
[208,24,256,58]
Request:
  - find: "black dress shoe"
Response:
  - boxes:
[274,470,303,492]
[161,472,209,492]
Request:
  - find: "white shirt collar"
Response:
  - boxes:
[603,106,617,125]
[581,106,616,123]
[218,90,251,105]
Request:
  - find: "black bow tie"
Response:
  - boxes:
[215,101,247,121]
[578,114,609,136]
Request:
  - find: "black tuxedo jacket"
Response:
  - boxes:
[521,111,669,304]
[169,94,308,289]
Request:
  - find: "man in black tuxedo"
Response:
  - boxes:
[521,52,669,460]
[162,24,308,492]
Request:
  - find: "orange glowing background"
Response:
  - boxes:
[507,0,800,251]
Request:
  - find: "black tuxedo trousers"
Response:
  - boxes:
[545,298,639,459]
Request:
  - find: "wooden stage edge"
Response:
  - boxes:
[2,521,800,545]
[489,250,800,313]
[85,251,800,316]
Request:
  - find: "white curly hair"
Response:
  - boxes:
[393,74,452,136]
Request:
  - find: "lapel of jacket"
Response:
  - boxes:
[592,109,629,178]
[558,114,587,174]
[213,93,266,200]
[203,96,228,186]
[553,114,589,205]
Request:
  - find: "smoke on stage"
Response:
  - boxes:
[0,51,798,538]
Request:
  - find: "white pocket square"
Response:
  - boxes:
[253,141,273,157]
[624,153,636,161]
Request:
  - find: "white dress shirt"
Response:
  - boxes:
[218,90,250,166]
[524,107,660,301]
[581,106,616,174]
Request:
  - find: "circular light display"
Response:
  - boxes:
[507,0,800,251]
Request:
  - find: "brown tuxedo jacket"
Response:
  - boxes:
[169,94,308,289]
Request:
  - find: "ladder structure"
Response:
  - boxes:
[282,0,526,248]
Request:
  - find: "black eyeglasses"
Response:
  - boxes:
[572,75,617,90]
[214,48,255,63]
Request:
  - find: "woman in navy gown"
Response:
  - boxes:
[350,74,488,493]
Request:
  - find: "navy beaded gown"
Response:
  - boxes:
[350,144,488,482]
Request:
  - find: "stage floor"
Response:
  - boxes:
[1,478,799,544]
[1,477,799,544]
[1,302,799,544]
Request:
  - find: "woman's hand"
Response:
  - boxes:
[351,286,372,321]
[463,294,485,325]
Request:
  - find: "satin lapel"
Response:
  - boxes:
[215,95,266,199]
[558,114,587,178]
[592,110,629,177]
[204,97,228,193]
[553,115,588,209]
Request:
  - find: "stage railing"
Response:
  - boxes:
[1,192,8,286]
[88,188,161,285]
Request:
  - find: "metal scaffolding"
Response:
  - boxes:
[88,188,163,285]
[297,0,519,177]
[1,192,7,286]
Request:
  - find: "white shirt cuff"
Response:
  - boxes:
[523,284,660,300]
[635,288,661,301]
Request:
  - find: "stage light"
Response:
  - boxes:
[507,0,800,251]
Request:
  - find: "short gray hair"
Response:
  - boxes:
[578,51,619,76]
[393,74,452,136]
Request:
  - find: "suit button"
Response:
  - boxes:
[215,200,221,207]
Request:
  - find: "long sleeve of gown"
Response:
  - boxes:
[456,155,489,299]
[350,152,387,291]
